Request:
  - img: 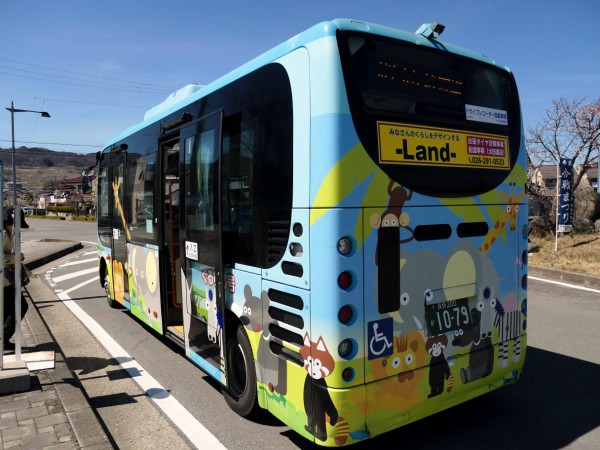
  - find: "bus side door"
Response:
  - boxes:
[110,152,129,306]
[179,111,228,385]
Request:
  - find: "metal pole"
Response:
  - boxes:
[0,164,4,368]
[9,102,22,362]
[555,162,559,252]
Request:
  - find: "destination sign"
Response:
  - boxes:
[377,122,510,170]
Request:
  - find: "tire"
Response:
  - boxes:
[223,323,259,417]
[104,274,119,308]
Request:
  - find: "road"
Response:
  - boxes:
[24,219,600,449]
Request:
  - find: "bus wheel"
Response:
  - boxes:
[223,323,258,417]
[104,275,117,308]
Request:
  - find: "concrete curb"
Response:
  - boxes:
[25,287,113,449]
[529,265,600,290]
[22,242,113,449]
[25,241,84,271]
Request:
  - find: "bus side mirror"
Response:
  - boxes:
[82,168,93,194]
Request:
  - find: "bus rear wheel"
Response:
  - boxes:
[223,323,258,417]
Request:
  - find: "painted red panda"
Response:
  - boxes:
[299,333,349,445]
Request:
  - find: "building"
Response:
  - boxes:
[529,163,598,218]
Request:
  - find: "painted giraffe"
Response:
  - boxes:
[479,183,525,254]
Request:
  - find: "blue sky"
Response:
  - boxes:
[1,0,598,153]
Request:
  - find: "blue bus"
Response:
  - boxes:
[96,19,527,446]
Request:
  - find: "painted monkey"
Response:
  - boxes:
[426,334,454,398]
[371,180,415,264]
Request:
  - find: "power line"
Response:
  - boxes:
[0,57,172,90]
[0,93,150,109]
[0,139,102,149]
[0,64,172,93]
[0,71,170,94]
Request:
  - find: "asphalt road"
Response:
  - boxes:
[24,219,600,449]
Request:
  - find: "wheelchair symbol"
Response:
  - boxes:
[368,319,394,359]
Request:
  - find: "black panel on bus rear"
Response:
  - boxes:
[337,30,522,198]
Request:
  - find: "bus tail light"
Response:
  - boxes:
[342,367,355,382]
[338,305,353,324]
[338,271,353,290]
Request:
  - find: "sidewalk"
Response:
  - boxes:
[0,239,112,449]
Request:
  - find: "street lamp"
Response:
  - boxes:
[4,101,50,361]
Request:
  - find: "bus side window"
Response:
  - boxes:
[185,131,216,232]
[126,153,156,240]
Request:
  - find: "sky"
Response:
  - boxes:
[0,0,599,154]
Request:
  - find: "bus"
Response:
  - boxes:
[95,19,527,446]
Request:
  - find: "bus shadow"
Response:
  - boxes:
[286,346,600,449]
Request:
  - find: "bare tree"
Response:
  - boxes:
[527,97,600,192]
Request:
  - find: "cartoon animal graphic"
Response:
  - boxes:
[494,294,522,367]
[300,333,348,445]
[395,249,446,335]
[240,284,262,332]
[452,296,495,384]
[130,246,161,327]
[444,241,498,384]
[206,286,222,345]
[480,182,525,254]
[426,334,454,397]
[370,330,427,412]
[112,260,125,302]
[370,180,414,265]
[240,285,288,396]
[112,179,132,241]
[132,247,148,297]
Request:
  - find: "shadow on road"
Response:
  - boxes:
[285,346,600,449]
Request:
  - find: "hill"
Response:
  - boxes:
[0,147,97,192]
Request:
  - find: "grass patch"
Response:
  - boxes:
[529,233,600,276]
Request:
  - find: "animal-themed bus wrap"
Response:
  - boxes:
[96,19,527,446]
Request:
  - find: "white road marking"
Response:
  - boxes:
[529,276,600,293]
[52,267,97,283]
[61,276,99,296]
[50,264,226,450]
[59,257,98,268]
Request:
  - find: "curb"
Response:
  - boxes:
[25,241,84,271]
[22,242,114,449]
[529,265,600,290]
[25,288,113,449]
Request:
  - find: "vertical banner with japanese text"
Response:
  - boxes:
[557,158,573,233]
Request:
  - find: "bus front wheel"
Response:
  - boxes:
[223,323,259,417]
[103,274,118,308]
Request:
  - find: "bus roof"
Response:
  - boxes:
[104,19,508,149]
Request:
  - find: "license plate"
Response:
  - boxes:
[425,298,472,335]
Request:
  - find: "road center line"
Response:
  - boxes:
[528,276,600,293]
[56,290,226,450]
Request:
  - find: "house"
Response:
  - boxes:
[529,163,598,218]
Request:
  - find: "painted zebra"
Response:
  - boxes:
[494,298,522,368]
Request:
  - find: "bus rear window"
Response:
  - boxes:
[345,35,513,128]
[338,31,521,198]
